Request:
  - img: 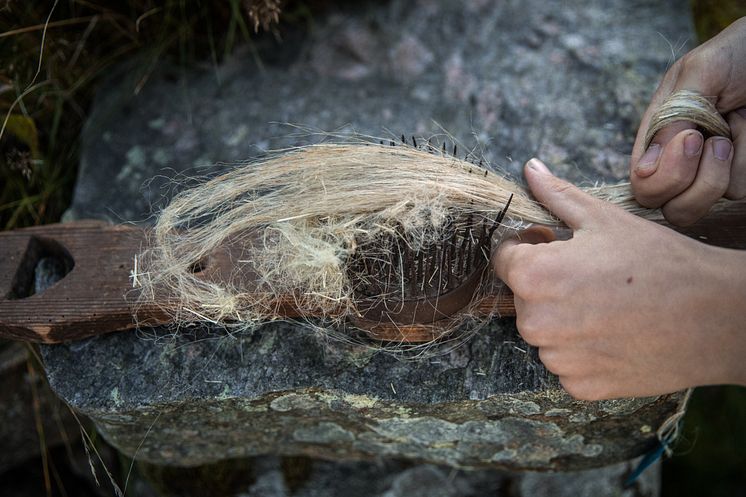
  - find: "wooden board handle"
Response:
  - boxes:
[0,221,170,343]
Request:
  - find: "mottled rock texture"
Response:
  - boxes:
[42,0,692,490]
[43,323,681,470]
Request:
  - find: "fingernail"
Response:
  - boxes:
[736,108,746,119]
[528,158,550,174]
[635,144,660,175]
[684,132,703,157]
[713,138,732,161]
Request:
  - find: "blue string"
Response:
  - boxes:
[624,429,677,488]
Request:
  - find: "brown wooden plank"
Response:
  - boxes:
[0,221,167,343]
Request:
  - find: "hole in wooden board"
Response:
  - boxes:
[8,236,74,299]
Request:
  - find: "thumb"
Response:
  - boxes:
[525,158,598,230]
[492,226,556,283]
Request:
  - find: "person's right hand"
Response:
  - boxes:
[630,17,746,227]
[493,159,746,400]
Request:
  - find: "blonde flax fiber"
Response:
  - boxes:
[136,90,732,335]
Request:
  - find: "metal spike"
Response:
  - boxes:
[458,227,470,276]
[425,249,434,292]
[394,237,403,298]
[401,134,406,144]
[416,250,424,293]
[464,225,473,274]
[429,245,440,289]
[438,242,447,291]
[411,136,417,148]
[453,144,457,156]
[487,193,514,238]
[445,235,455,289]
[442,142,446,154]
[423,248,433,292]
[385,240,394,299]
[478,219,489,248]
[480,243,490,262]
[406,245,415,295]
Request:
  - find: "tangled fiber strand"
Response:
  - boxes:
[644,90,731,148]
[136,140,663,337]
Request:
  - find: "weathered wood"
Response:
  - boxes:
[0,221,164,343]
[1,199,745,343]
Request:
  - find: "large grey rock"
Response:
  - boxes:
[42,0,693,491]
[63,0,693,223]
[43,323,680,470]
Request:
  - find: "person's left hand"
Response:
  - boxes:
[492,158,746,400]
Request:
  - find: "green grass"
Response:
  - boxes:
[0,0,288,230]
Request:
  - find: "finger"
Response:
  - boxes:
[492,232,547,286]
[539,348,604,378]
[492,227,556,299]
[632,15,746,167]
[662,136,733,226]
[725,108,746,199]
[671,23,746,113]
[559,376,613,401]
[538,348,563,374]
[492,237,521,285]
[631,129,704,208]
[512,225,557,245]
[631,61,685,166]
[632,121,696,178]
[523,158,599,230]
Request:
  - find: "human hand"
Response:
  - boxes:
[493,159,746,400]
[631,17,746,226]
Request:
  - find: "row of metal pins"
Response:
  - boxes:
[377,135,497,180]
[349,179,513,300]
[383,135,460,160]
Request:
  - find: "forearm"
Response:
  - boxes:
[705,246,746,386]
